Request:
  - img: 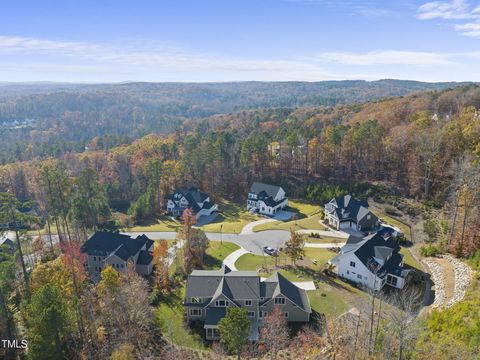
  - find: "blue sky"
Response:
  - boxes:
[0,0,479,82]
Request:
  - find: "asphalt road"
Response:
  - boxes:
[124,229,291,255]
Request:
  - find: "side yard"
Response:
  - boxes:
[199,199,259,234]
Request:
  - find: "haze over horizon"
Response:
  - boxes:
[1,0,480,82]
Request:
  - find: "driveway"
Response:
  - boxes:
[273,210,295,221]
[223,248,250,270]
[240,218,277,235]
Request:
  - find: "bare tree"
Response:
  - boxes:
[260,306,290,359]
[384,287,423,360]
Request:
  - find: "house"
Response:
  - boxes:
[329,232,410,291]
[247,182,288,216]
[166,187,218,220]
[324,195,379,233]
[185,265,311,340]
[0,234,15,255]
[80,231,154,277]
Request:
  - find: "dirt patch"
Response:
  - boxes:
[433,258,455,302]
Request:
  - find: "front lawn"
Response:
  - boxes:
[204,242,240,269]
[200,199,259,234]
[155,285,205,350]
[253,214,326,232]
[234,248,336,281]
[129,215,181,232]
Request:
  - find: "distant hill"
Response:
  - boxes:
[0,79,475,164]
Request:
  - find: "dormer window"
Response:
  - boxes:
[274,297,286,305]
[191,297,202,303]
[215,300,229,307]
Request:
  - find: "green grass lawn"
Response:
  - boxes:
[400,247,422,270]
[308,286,348,317]
[305,235,347,244]
[253,214,326,232]
[235,248,336,281]
[204,242,240,269]
[200,199,259,234]
[129,215,181,232]
[155,285,205,350]
[287,199,323,217]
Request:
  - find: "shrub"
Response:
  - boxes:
[420,244,442,257]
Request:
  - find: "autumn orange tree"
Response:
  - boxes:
[153,240,170,293]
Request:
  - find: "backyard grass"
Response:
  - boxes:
[155,285,205,350]
[253,214,326,232]
[204,241,240,269]
[287,199,323,217]
[400,247,422,270]
[308,287,349,317]
[129,215,181,232]
[200,199,259,234]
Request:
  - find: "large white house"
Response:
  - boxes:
[166,187,218,220]
[247,182,288,216]
[329,231,410,291]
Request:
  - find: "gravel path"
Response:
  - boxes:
[422,258,446,309]
[442,255,472,308]
[422,255,472,309]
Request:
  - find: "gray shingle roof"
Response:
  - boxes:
[263,272,311,313]
[186,268,311,313]
[81,231,152,261]
[249,182,282,199]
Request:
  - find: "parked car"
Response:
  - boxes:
[263,246,278,256]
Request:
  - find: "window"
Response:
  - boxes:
[350,261,356,268]
[357,274,362,280]
[274,297,286,305]
[215,300,229,307]
[245,300,252,306]
[284,312,289,318]
[367,214,371,220]
[93,256,96,261]
[248,311,255,318]
[347,270,350,275]
[191,297,202,304]
[189,309,202,316]
[121,264,124,268]
[259,311,267,318]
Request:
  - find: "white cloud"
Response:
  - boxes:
[0,35,478,82]
[417,0,480,38]
[455,21,480,37]
[417,0,474,20]
[314,50,455,66]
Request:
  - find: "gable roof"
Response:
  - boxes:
[329,195,375,223]
[249,182,283,198]
[353,233,401,275]
[136,250,153,265]
[262,272,311,313]
[186,268,310,313]
[171,187,211,213]
[81,231,152,260]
